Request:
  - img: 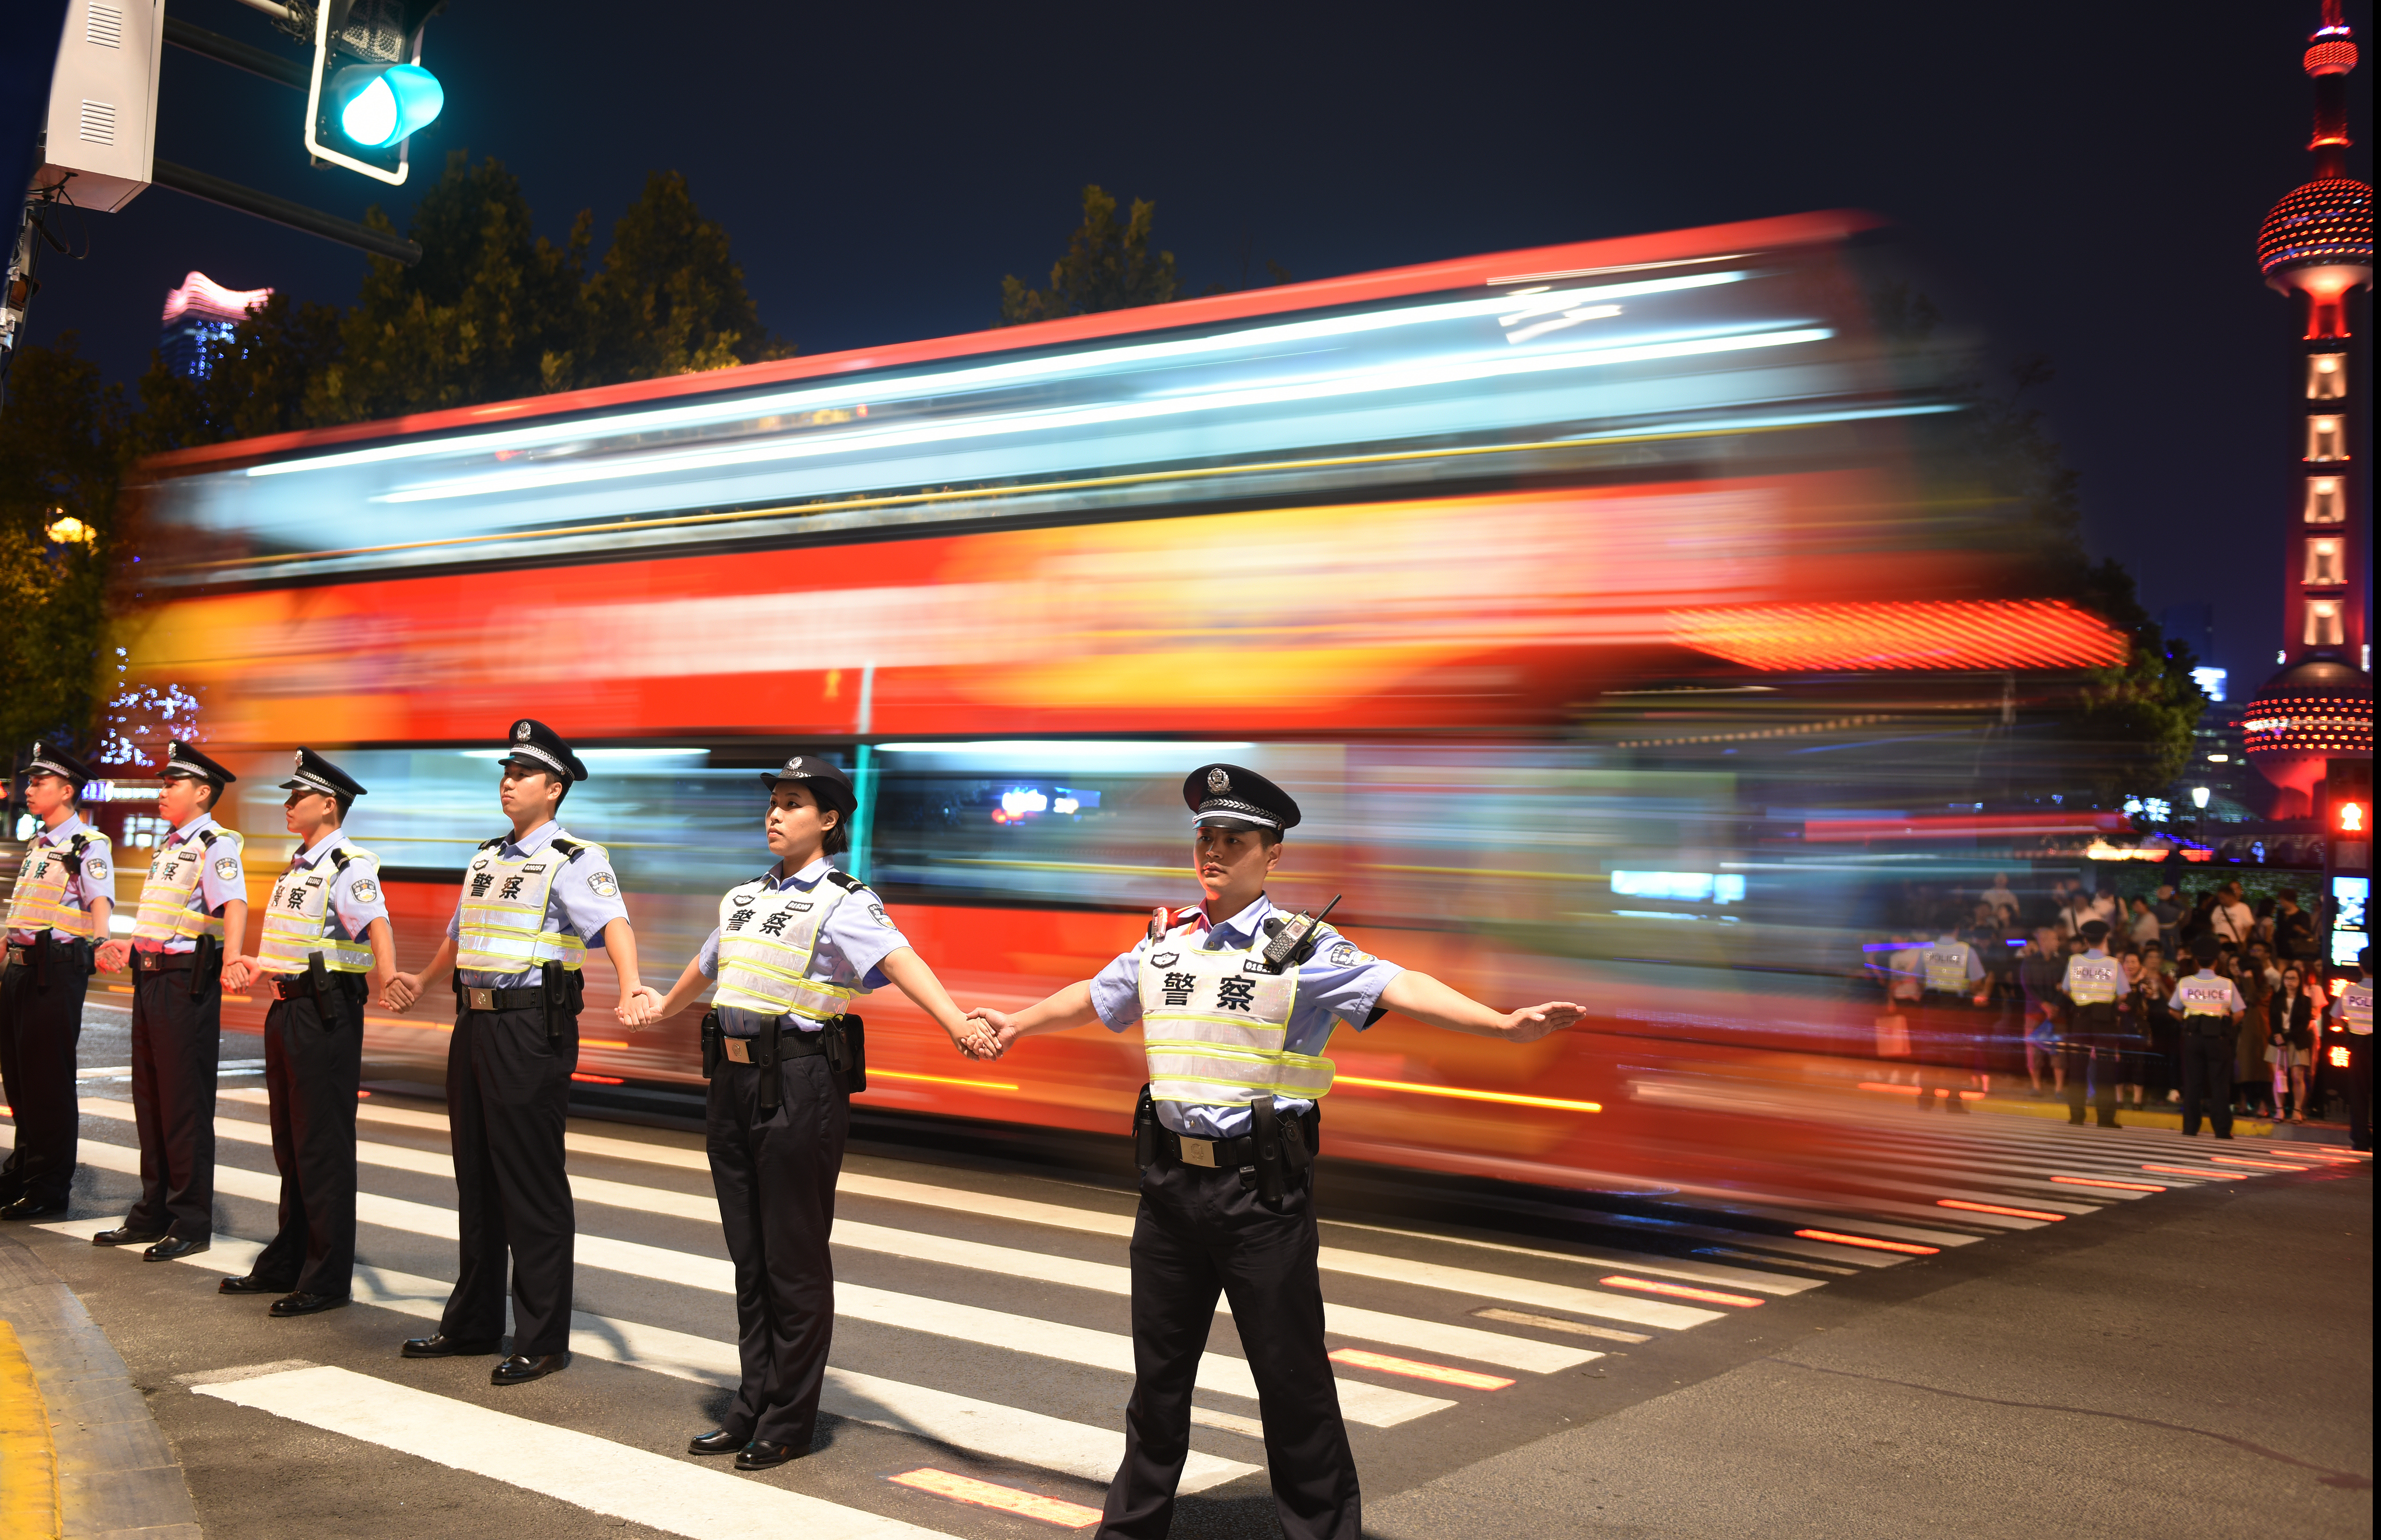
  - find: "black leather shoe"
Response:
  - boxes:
[735,1439,799,1471]
[490,1352,568,1386]
[269,1290,349,1318]
[219,1274,294,1295]
[400,1333,502,1358]
[92,1226,165,1247]
[688,1429,746,1456]
[143,1236,210,1262]
[0,1197,67,1221]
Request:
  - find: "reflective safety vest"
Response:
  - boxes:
[256,842,378,976]
[2341,982,2373,1035]
[132,827,241,945]
[1923,941,1976,993]
[4,830,108,939]
[2176,976,2239,1017]
[2064,954,2121,1006]
[712,870,867,1023]
[454,832,604,974]
[1138,923,1334,1111]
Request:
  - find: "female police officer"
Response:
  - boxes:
[626,752,991,1471]
[967,763,1585,1540]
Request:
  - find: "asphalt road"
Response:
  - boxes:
[4,1000,2371,1539]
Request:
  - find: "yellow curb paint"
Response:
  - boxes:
[0,1318,61,1539]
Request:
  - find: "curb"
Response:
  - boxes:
[0,1317,61,1537]
[0,1232,202,1540]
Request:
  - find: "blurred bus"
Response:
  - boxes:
[102,210,2124,1188]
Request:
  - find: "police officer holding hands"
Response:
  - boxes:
[93,741,249,1261]
[1,742,113,1221]
[629,753,989,1470]
[382,719,648,1385]
[218,750,396,1316]
[967,764,1585,1540]
[2059,919,2124,1128]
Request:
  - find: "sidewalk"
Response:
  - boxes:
[0,1230,202,1540]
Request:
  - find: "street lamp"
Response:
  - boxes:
[2192,786,2211,809]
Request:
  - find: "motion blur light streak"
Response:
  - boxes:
[2052,1176,2169,1191]
[886,1469,1103,1527]
[2141,1165,2250,1180]
[1936,1199,2066,1221]
[1858,1082,1984,1100]
[1596,1277,1764,1307]
[1795,1230,1941,1256]
[2209,1156,2309,1169]
[567,1073,625,1086]
[865,1070,1022,1092]
[1325,1350,1516,1391]
[1671,601,2127,671]
[1332,1077,1602,1113]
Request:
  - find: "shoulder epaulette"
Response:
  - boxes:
[477,835,507,851]
[822,869,866,895]
[550,836,587,861]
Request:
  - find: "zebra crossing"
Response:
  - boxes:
[8,1082,2363,1536]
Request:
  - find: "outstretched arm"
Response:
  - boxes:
[970,979,1103,1055]
[1378,971,1584,1043]
[877,946,1001,1057]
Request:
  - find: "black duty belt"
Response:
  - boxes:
[1156,1112,1320,1171]
[461,985,549,1013]
[271,973,360,1001]
[133,951,196,973]
[719,1027,830,1065]
[3,945,31,968]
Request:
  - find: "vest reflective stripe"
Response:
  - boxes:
[2342,983,2373,1035]
[454,837,595,973]
[1923,943,1974,993]
[1138,927,1333,1109]
[132,831,239,944]
[4,834,105,938]
[256,844,376,975]
[2177,979,2237,1017]
[2065,956,2121,1005]
[712,877,862,1022]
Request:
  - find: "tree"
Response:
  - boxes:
[999,185,1178,325]
[583,170,786,384]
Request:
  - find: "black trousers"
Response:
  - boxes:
[251,979,366,1297]
[2060,1004,2121,1126]
[705,1048,847,1448]
[2177,1029,2236,1138]
[124,965,221,1239]
[1915,993,1976,1110]
[440,1004,577,1356]
[0,951,90,1207]
[2344,1034,2371,1152]
[1100,1159,1358,1540]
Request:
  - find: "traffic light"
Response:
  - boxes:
[302,0,448,185]
[2325,758,2372,969]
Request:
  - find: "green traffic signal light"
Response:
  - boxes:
[333,63,444,149]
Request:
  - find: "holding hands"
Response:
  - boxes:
[617,984,667,1030]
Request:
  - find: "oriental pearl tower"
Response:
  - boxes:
[2244,0,2376,819]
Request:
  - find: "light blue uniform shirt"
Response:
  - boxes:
[694,857,911,1035]
[444,819,629,988]
[7,812,113,945]
[1091,892,1405,1139]
[259,827,390,976]
[135,811,246,955]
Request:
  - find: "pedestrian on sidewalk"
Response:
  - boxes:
[2171,937,2245,1139]
[630,752,990,1472]
[2019,927,2066,1098]
[2136,941,2179,1105]
[0,743,114,1221]
[217,750,396,1316]
[2325,948,2371,1151]
[2266,964,2320,1124]
[91,742,251,1262]
[382,719,650,1388]
[967,763,1585,1540]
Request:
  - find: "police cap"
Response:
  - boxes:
[2079,919,2110,943]
[759,752,855,814]
[24,741,93,787]
[1183,763,1301,832]
[159,739,237,788]
[278,746,367,801]
[498,719,588,783]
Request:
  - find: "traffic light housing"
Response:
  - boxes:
[303,0,448,185]
[2324,758,2372,969]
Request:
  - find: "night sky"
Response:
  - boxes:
[24,0,2375,693]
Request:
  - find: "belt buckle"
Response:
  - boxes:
[1177,1135,1217,1168]
[722,1036,753,1065]
[467,987,497,1012]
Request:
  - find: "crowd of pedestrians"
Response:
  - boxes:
[1864,873,2357,1128]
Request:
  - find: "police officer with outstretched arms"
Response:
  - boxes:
[628,753,992,1471]
[2059,919,2124,1128]
[967,764,1585,1540]
[217,749,396,1316]
[92,740,250,1261]
[2328,946,2372,1151]
[381,719,648,1386]
[0,742,113,1221]
[2170,935,2245,1140]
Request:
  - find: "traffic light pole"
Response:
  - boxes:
[149,161,420,265]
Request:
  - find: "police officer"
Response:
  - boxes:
[969,764,1585,1540]
[1915,912,1986,1114]
[218,750,395,1315]
[381,719,649,1386]
[2327,946,2372,1151]
[2169,936,2245,1139]
[0,743,113,1220]
[2058,919,2124,1128]
[632,753,988,1470]
[92,740,250,1261]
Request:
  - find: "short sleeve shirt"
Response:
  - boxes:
[137,813,247,954]
[2169,972,2244,1017]
[259,828,389,974]
[446,819,630,988]
[694,857,911,1032]
[1089,893,1406,1139]
[6,812,113,944]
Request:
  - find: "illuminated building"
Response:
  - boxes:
[2244,1,2374,818]
[158,271,270,381]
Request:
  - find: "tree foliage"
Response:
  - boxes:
[999,185,1179,325]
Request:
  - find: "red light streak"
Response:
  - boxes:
[1937,1198,2065,1221]
[1598,1276,1764,1307]
[1327,1348,1516,1390]
[1794,1229,1940,1255]
[2209,1156,2305,1170]
[2141,1164,2247,1180]
[1858,1081,1983,1099]
[2052,1175,2167,1191]
[569,1072,625,1085]
[1673,600,2127,673]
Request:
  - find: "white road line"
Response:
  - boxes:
[77,1101,1588,1373]
[193,1364,957,1540]
[55,1132,1451,1428]
[40,1219,1259,1493]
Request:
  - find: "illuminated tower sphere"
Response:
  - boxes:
[2244,0,2374,819]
